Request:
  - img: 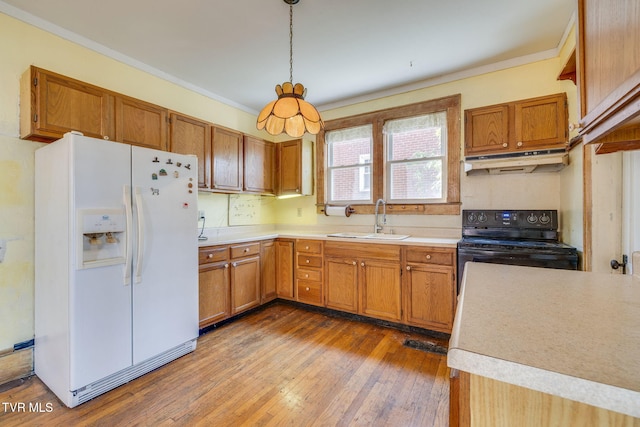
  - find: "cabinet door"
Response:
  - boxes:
[278,139,302,195]
[244,136,275,194]
[230,256,261,314]
[115,96,168,151]
[405,263,455,332]
[325,258,358,313]
[261,240,277,303]
[514,94,567,151]
[199,261,230,328]
[359,259,402,321]
[212,126,243,192]
[464,105,509,156]
[169,113,211,189]
[21,67,115,142]
[276,240,295,299]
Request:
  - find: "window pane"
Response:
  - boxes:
[389,160,442,200]
[327,125,372,167]
[385,112,447,160]
[330,167,371,201]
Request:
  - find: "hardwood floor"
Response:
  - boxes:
[0,303,450,426]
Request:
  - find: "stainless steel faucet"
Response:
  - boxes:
[374,199,386,234]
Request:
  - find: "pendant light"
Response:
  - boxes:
[256,0,323,138]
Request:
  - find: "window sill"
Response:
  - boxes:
[318,202,461,215]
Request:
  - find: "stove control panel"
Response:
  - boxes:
[463,210,558,229]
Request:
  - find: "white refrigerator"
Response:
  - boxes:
[35,132,199,407]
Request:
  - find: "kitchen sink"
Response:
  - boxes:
[326,232,409,240]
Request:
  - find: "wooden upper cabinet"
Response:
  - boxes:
[115,96,168,151]
[464,105,509,155]
[243,135,275,194]
[211,126,243,192]
[169,112,212,189]
[577,0,640,153]
[20,66,115,142]
[464,93,568,157]
[278,139,313,196]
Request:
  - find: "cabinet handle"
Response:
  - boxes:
[305,287,310,291]
[232,262,237,267]
[425,254,431,260]
[517,141,523,147]
[502,143,508,148]
[224,263,229,269]
[305,273,309,278]
[103,135,110,140]
[360,262,365,267]
[244,248,250,252]
[352,261,356,265]
[207,253,213,259]
[306,259,310,264]
[305,245,310,250]
[406,266,411,271]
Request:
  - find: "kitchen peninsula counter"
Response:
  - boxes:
[448,262,640,422]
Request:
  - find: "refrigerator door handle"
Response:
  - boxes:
[123,186,133,285]
[134,187,145,284]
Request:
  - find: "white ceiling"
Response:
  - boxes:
[1,0,575,114]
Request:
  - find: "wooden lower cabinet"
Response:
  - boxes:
[360,259,402,322]
[295,239,324,306]
[403,246,456,333]
[261,240,276,303]
[325,258,358,313]
[275,239,295,299]
[198,246,230,329]
[324,242,402,322]
[230,242,261,315]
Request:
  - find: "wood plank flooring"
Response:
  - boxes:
[0,303,450,426]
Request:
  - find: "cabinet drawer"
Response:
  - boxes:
[297,254,323,269]
[297,268,322,282]
[297,239,323,254]
[405,247,454,266]
[230,242,261,259]
[297,280,322,304]
[199,246,228,264]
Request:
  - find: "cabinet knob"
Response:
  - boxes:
[305,245,310,250]
[517,141,523,147]
[406,266,411,271]
[224,263,229,269]
[305,273,309,278]
[103,135,110,140]
[360,262,365,267]
[425,254,431,260]
[305,287,310,291]
[306,259,310,264]
[244,248,250,253]
[352,261,356,265]
[207,253,213,259]
[232,262,237,267]
[502,143,508,148]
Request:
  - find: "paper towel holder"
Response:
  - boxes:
[323,204,355,217]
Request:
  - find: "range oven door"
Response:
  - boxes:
[456,247,578,292]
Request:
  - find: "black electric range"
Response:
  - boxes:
[457,209,578,291]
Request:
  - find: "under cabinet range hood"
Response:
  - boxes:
[464,149,569,175]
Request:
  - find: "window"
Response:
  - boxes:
[326,125,372,203]
[385,112,447,203]
[317,95,461,215]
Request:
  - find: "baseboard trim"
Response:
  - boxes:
[0,347,33,386]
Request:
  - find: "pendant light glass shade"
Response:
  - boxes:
[256,0,323,137]
[256,82,323,138]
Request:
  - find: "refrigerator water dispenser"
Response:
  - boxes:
[78,209,127,268]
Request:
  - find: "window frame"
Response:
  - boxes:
[316,94,461,215]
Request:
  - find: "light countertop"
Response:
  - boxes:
[197,229,458,248]
[447,262,640,418]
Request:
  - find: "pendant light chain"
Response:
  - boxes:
[289,2,294,84]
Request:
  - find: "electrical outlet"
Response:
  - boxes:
[198,210,205,220]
